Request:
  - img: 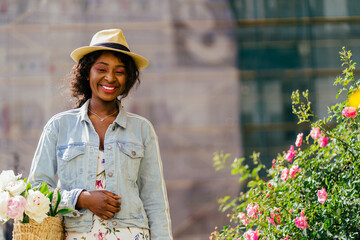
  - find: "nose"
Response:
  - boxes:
[105,72,116,82]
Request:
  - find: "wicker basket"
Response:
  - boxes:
[12,216,64,240]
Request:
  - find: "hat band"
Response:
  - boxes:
[92,42,130,52]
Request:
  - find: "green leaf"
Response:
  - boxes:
[20,214,29,224]
[48,191,54,216]
[336,208,341,216]
[323,219,331,230]
[54,190,61,214]
[48,191,54,202]
[26,181,32,191]
[39,181,49,195]
[56,209,74,215]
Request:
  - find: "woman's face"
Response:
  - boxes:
[89,52,127,103]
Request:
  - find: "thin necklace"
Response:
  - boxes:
[88,108,118,122]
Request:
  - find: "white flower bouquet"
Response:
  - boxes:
[0,170,73,239]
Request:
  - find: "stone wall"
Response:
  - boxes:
[0,1,240,239]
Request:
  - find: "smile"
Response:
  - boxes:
[100,85,118,93]
[103,85,115,90]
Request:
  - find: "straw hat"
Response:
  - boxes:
[70,29,149,70]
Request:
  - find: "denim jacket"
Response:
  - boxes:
[28,99,173,240]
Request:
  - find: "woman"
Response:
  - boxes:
[28,29,173,240]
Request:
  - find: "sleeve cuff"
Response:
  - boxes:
[59,188,85,217]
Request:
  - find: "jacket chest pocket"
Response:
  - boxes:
[56,144,86,185]
[117,142,144,181]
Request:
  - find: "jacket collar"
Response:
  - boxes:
[79,99,127,128]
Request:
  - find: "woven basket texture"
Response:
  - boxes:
[12,216,64,240]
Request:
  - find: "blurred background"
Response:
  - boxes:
[1,0,360,239]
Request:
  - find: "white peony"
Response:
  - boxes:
[0,191,10,220]
[0,170,21,191]
[5,180,26,196]
[25,190,50,223]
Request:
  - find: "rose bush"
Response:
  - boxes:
[210,47,360,239]
[0,170,73,224]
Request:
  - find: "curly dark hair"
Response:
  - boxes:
[71,50,140,108]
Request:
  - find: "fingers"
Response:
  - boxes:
[101,190,121,208]
[84,190,121,219]
[98,210,117,220]
[107,196,121,208]
[103,190,122,199]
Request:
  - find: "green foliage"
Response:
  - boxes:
[48,188,73,216]
[211,47,360,240]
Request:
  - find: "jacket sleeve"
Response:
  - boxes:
[28,123,83,217]
[137,123,173,240]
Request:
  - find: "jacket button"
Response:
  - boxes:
[108,172,113,177]
[107,146,112,150]
[73,212,78,216]
[132,151,136,156]
[112,221,117,226]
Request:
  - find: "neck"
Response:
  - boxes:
[89,99,118,115]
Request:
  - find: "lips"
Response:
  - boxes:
[100,84,118,94]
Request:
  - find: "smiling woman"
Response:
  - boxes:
[71,48,140,109]
[87,53,127,117]
[89,52,127,99]
[28,29,173,240]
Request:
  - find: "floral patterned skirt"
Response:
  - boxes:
[64,216,150,240]
[64,151,150,240]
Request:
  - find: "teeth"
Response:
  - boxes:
[102,86,115,90]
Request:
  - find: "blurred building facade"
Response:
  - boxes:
[0,1,239,239]
[231,0,360,165]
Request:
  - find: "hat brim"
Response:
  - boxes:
[70,46,149,70]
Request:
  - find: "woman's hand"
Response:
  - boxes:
[76,190,122,220]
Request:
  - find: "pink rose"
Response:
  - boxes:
[294,212,309,230]
[310,127,321,140]
[289,165,301,178]
[285,145,296,162]
[267,208,281,226]
[244,229,260,240]
[281,168,289,181]
[267,216,276,226]
[319,136,328,147]
[237,212,250,225]
[317,188,327,204]
[209,231,217,240]
[246,202,259,219]
[281,238,292,240]
[342,107,357,118]
[7,195,26,221]
[295,133,303,147]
